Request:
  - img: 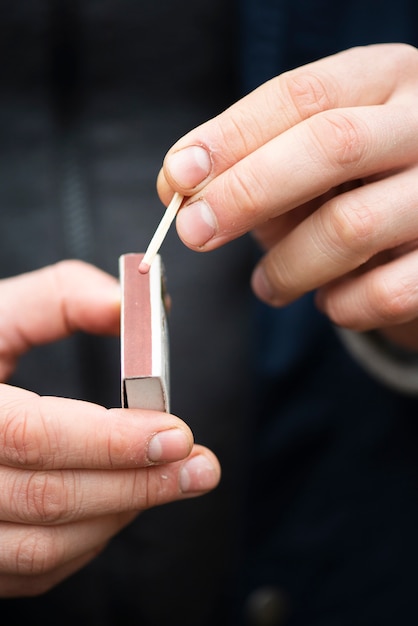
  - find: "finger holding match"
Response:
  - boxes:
[138,192,184,274]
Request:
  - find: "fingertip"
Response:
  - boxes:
[179,447,221,493]
[251,265,275,305]
[147,427,193,463]
[156,168,173,206]
[176,200,217,249]
[164,145,212,192]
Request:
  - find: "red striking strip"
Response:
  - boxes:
[121,253,152,379]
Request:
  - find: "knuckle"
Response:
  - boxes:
[54,258,89,274]
[281,69,336,120]
[215,112,259,160]
[15,528,60,576]
[23,471,74,524]
[324,196,377,258]
[47,260,96,335]
[371,273,418,325]
[228,167,259,207]
[310,110,369,170]
[133,467,178,511]
[222,165,270,228]
[0,401,46,467]
[139,467,158,510]
[51,260,93,291]
[105,419,143,467]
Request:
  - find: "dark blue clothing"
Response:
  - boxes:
[239,296,418,626]
[235,2,418,625]
[240,0,418,92]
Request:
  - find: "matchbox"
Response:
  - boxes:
[120,253,170,412]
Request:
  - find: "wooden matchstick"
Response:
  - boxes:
[138,192,184,274]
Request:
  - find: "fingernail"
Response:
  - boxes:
[176,200,217,247]
[167,145,212,189]
[180,454,219,493]
[251,265,277,305]
[148,429,191,463]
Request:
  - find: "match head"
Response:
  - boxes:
[138,260,151,275]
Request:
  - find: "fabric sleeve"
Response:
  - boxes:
[334,327,418,395]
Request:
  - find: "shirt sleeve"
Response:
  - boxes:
[334,326,418,395]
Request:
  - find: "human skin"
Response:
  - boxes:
[157,44,418,350]
[0,261,220,596]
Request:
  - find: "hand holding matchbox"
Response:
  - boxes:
[120,253,170,412]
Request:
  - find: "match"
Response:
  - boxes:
[138,192,184,274]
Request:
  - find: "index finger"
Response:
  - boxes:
[0,384,193,470]
[0,260,120,381]
[160,44,414,197]
[157,44,418,245]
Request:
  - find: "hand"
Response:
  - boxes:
[157,43,418,349]
[0,261,220,597]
